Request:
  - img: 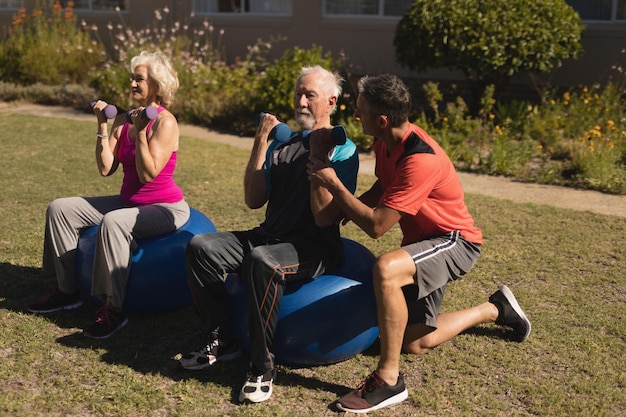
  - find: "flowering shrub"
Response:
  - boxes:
[417,79,625,193]
[88,6,246,114]
[0,1,103,85]
[569,121,625,193]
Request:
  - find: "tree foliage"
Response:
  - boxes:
[394,0,584,91]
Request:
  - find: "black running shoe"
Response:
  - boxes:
[489,285,532,342]
[179,330,242,370]
[28,286,83,313]
[83,305,128,339]
[336,371,408,414]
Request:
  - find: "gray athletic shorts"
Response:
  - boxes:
[401,231,481,328]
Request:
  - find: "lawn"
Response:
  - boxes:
[0,112,624,416]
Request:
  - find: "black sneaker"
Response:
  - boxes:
[28,286,83,313]
[83,306,128,339]
[336,371,408,413]
[179,331,242,370]
[239,368,277,404]
[489,285,532,342]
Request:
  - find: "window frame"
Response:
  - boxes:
[321,0,412,18]
[0,0,22,8]
[192,0,293,16]
[566,0,626,23]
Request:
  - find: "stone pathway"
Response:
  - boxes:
[2,102,624,218]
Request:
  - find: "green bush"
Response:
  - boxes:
[414,79,625,193]
[394,0,584,97]
[0,1,103,85]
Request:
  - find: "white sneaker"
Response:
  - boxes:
[239,368,277,404]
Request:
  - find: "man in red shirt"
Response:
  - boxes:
[308,73,531,414]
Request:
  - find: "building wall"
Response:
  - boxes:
[1,0,625,87]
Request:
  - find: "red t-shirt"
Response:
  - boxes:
[375,124,482,246]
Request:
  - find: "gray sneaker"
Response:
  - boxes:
[489,285,532,342]
[336,371,408,413]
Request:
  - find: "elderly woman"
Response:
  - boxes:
[28,50,189,339]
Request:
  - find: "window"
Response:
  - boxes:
[0,0,21,8]
[324,0,412,17]
[60,0,126,11]
[193,0,292,14]
[566,0,626,21]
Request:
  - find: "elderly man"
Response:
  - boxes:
[181,65,359,405]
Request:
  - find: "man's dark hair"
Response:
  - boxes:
[357,74,411,126]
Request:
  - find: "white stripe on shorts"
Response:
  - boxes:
[410,231,461,264]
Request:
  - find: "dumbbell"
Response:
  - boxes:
[257,112,292,143]
[126,106,158,124]
[90,100,118,120]
[302,125,347,150]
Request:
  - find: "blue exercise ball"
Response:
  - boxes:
[225,237,379,367]
[76,208,217,313]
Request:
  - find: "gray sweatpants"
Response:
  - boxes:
[42,195,189,309]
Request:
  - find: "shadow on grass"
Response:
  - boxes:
[0,261,99,330]
[53,307,360,406]
[462,324,525,342]
[0,262,51,312]
[1,262,379,405]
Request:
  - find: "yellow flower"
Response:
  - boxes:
[339,104,346,111]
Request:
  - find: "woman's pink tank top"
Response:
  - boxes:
[117,106,184,206]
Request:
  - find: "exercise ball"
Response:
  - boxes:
[225,237,379,367]
[76,208,217,313]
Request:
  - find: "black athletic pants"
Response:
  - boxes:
[185,229,331,373]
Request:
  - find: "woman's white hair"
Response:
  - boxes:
[130,50,179,107]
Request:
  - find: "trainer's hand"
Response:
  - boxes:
[307,155,337,187]
[308,128,336,158]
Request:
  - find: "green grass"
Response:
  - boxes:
[0,112,625,417]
